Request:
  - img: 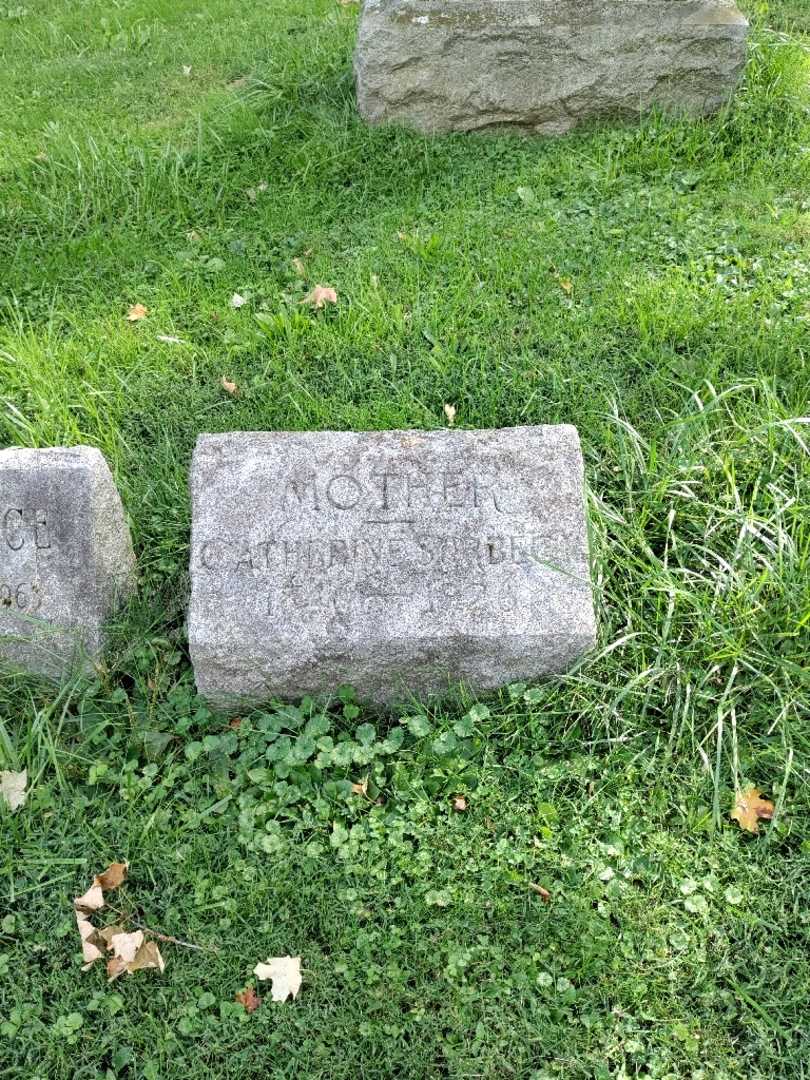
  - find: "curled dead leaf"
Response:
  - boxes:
[351,777,369,797]
[452,795,467,812]
[730,786,774,834]
[96,862,128,891]
[221,376,238,396]
[74,883,105,913]
[443,403,456,426]
[126,303,148,322]
[235,986,262,1013]
[529,882,552,901]
[300,285,337,310]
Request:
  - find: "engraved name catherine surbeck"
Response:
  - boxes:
[197,468,553,575]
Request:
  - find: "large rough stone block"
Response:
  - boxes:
[189,427,595,706]
[0,447,136,679]
[355,0,749,136]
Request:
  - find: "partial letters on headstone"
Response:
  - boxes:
[0,447,136,678]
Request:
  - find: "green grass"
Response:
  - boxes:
[1,0,809,1076]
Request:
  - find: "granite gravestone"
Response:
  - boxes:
[0,447,136,678]
[355,0,749,136]
[189,426,595,706]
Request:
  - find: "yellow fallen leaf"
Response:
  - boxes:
[221,376,238,395]
[730,786,774,834]
[300,285,337,309]
[0,769,27,811]
[559,278,573,295]
[126,303,148,321]
[253,956,302,1002]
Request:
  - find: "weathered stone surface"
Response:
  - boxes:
[0,447,136,679]
[355,0,749,136]
[189,426,595,706]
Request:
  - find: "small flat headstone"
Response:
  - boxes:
[0,447,136,678]
[189,426,595,706]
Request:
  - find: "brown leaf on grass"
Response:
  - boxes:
[730,787,774,834]
[221,376,238,395]
[73,862,165,978]
[126,303,148,321]
[254,956,302,1002]
[111,930,143,965]
[351,777,369,797]
[74,883,105,913]
[300,285,337,309]
[443,403,456,426]
[529,882,552,901]
[452,795,467,812]
[128,940,165,975]
[107,932,165,981]
[235,987,262,1013]
[96,862,128,891]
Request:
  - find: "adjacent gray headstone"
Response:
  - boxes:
[0,447,136,679]
[355,0,749,136]
[189,426,595,706]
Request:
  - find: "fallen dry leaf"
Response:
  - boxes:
[96,862,128,891]
[443,403,456,426]
[235,986,262,1013]
[300,285,337,309]
[452,795,467,812]
[126,303,148,322]
[73,862,165,979]
[74,883,105,913]
[351,778,369,797]
[0,769,27,811]
[107,932,165,981]
[221,376,238,395]
[111,930,143,965]
[529,882,552,901]
[254,956,302,1002]
[730,786,774,834]
[127,940,165,975]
